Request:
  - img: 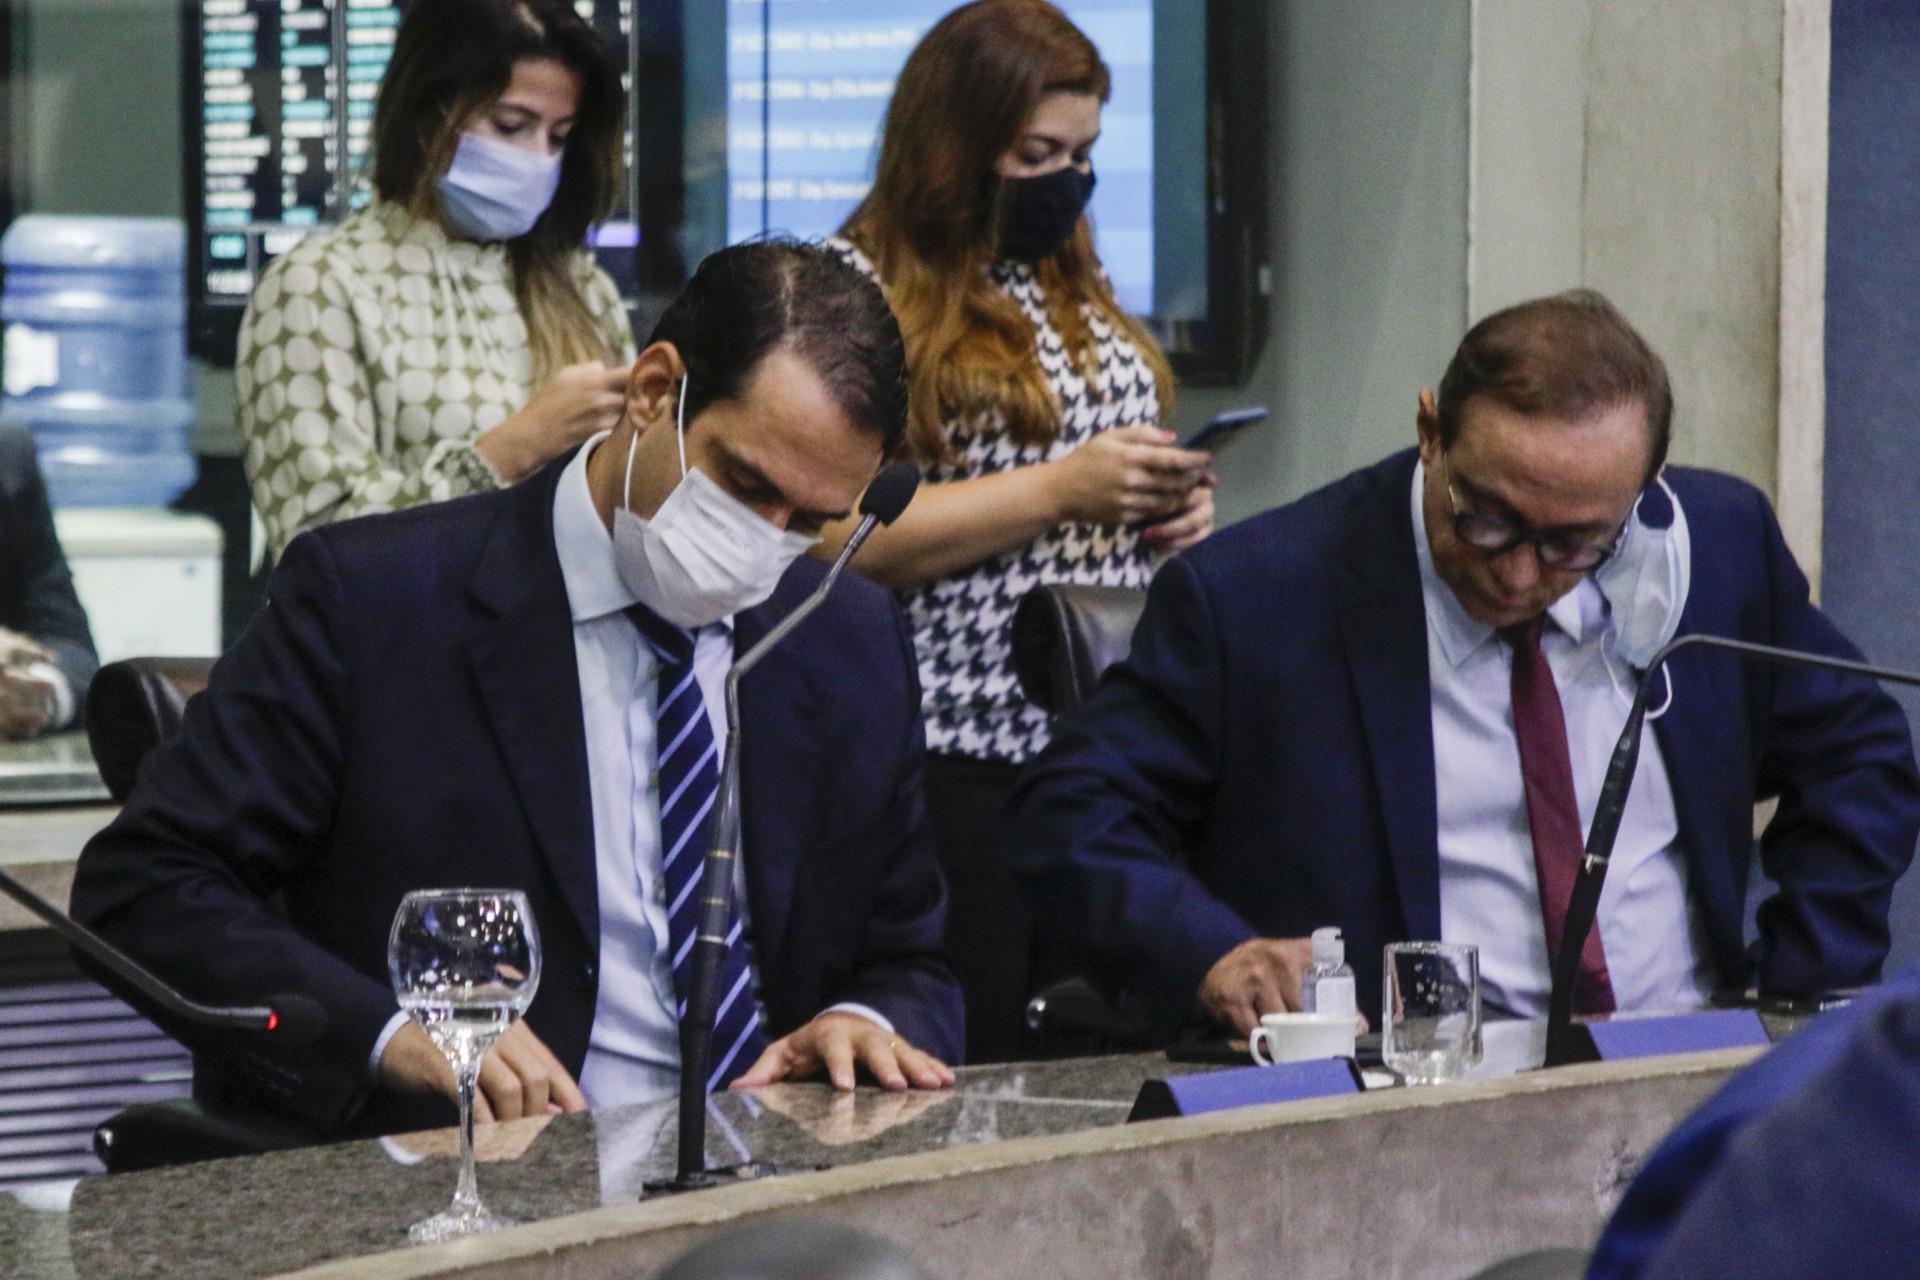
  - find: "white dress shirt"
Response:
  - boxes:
[370,434,886,1104]
[557,436,740,1107]
[559,436,886,1106]
[1411,462,1714,1017]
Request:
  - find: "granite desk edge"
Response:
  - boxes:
[273,1046,1761,1280]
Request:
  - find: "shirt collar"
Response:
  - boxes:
[1410,459,1598,668]
[551,431,732,637]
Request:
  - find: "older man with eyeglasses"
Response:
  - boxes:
[1002,289,1920,1040]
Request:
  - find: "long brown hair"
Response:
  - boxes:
[370,0,625,383]
[841,0,1175,465]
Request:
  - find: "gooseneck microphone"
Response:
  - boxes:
[1544,632,1920,1066]
[0,865,329,1047]
[656,460,920,1192]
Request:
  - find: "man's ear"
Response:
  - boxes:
[627,342,687,435]
[1416,388,1442,459]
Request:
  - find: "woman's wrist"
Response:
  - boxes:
[474,415,537,484]
[1030,455,1073,525]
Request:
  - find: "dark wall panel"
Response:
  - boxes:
[1822,0,1920,971]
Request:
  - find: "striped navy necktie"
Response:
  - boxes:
[624,603,769,1091]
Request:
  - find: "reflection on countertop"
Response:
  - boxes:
[0,1019,1812,1280]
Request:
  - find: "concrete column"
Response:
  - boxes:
[1468,0,1789,505]
[1778,0,1832,596]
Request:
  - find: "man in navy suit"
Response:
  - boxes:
[71,241,962,1136]
[1004,290,1920,1040]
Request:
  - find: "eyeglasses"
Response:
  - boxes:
[1439,455,1621,572]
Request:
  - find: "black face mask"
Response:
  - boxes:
[997,166,1097,261]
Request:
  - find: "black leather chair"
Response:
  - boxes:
[1008,584,1147,716]
[83,657,323,1172]
[1007,585,1158,1048]
[84,656,212,803]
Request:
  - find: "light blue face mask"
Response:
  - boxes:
[434,131,562,242]
[1595,474,1691,673]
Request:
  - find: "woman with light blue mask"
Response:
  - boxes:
[237,0,636,559]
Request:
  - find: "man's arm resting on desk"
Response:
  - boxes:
[1004,557,1275,1036]
[734,1010,955,1092]
[378,1017,588,1121]
[0,424,99,709]
[0,629,68,737]
[70,534,401,1133]
[370,1000,935,1115]
[1199,938,1315,1036]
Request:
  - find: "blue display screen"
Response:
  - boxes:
[724,1,1159,314]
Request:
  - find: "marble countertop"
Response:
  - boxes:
[0,732,108,809]
[0,800,117,930]
[0,1018,1810,1279]
[0,1053,1221,1280]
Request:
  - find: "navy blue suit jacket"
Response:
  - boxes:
[70,456,962,1134]
[1004,449,1920,1034]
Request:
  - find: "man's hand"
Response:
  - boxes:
[0,627,49,669]
[729,1011,956,1092]
[1200,937,1315,1037]
[0,667,55,740]
[380,1019,588,1121]
[0,627,55,739]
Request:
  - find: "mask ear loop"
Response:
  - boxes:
[1603,641,1677,722]
[621,430,639,513]
[673,375,690,478]
[1645,664,1676,722]
[622,374,691,514]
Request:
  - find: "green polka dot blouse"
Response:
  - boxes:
[237,200,637,558]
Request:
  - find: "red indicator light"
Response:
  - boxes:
[267,1011,279,1031]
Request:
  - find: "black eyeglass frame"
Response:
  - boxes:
[1437,454,1625,572]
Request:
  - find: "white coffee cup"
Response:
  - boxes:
[1249,1011,1357,1065]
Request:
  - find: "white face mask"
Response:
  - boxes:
[610,378,818,629]
[1594,474,1691,671]
[435,131,562,242]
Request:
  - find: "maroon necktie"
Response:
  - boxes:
[1501,616,1617,1014]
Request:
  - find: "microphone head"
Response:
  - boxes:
[859,461,920,525]
[265,994,329,1048]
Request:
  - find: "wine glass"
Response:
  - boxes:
[388,888,541,1243]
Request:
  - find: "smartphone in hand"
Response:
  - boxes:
[1134,408,1266,534]
[1180,406,1268,453]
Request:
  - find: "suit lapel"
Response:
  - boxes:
[732,587,822,976]
[1647,614,1741,936]
[464,466,600,952]
[1336,453,1442,939]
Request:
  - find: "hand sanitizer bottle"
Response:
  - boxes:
[1302,927,1356,1017]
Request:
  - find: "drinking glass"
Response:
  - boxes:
[1381,941,1480,1085]
[388,888,541,1242]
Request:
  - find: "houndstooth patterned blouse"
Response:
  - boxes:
[828,237,1162,765]
[238,200,636,558]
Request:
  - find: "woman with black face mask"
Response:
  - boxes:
[820,0,1213,1065]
